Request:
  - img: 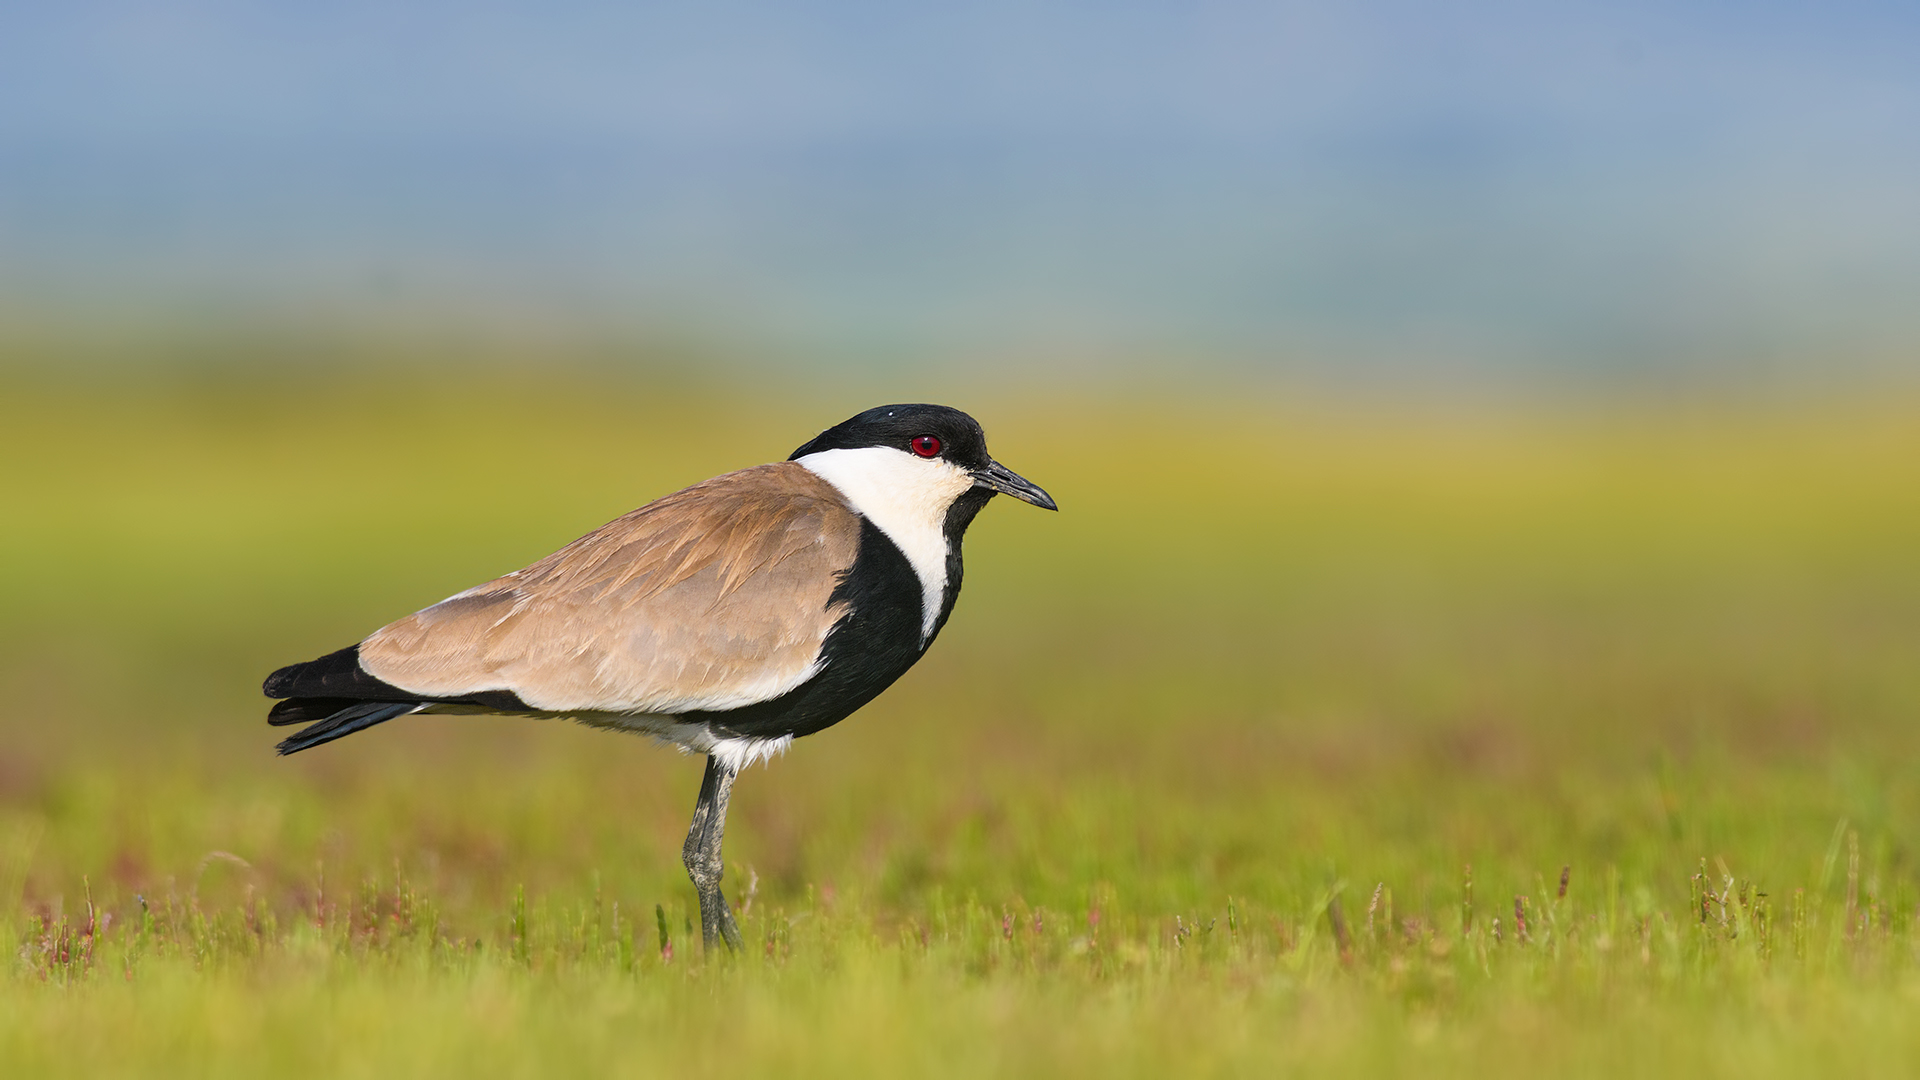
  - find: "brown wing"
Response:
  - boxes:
[358,462,860,714]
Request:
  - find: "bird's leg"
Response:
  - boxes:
[682,754,744,953]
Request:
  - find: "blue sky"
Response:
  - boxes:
[3,1,1917,372]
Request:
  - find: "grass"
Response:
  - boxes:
[5,367,1920,1076]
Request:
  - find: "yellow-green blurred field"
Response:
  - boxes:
[5,366,1920,1077]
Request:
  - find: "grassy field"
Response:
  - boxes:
[4,368,1920,1076]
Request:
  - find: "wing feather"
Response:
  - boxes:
[357,463,860,714]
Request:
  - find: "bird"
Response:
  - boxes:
[262,403,1056,951]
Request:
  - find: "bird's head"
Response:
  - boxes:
[790,404,1057,521]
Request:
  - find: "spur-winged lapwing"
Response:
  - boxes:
[263,403,1055,951]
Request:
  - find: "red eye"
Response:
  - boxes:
[910,435,942,458]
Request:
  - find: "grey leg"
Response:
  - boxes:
[682,754,744,953]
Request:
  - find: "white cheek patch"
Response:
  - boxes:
[797,446,974,641]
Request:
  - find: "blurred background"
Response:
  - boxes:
[4,0,1918,381]
[4,1,1920,938]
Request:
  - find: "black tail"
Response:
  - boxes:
[264,642,533,755]
[264,644,403,701]
[274,701,418,755]
[265,644,418,755]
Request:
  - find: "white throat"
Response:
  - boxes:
[797,446,976,641]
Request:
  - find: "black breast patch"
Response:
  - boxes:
[686,516,933,741]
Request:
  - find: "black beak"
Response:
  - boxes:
[976,460,1058,511]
